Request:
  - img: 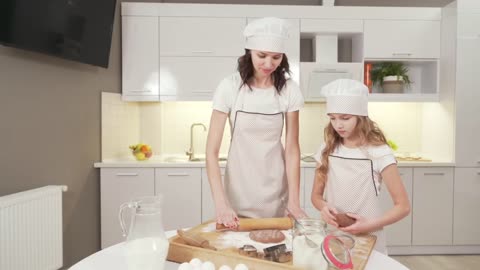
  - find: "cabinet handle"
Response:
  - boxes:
[423,172,445,176]
[191,50,213,54]
[192,90,213,94]
[116,173,139,176]
[129,90,151,93]
[392,53,412,56]
[167,173,189,176]
[477,172,480,175]
[399,173,404,176]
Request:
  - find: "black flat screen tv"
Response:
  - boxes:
[0,0,117,68]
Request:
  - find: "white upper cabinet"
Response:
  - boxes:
[159,17,246,57]
[364,20,440,59]
[159,57,237,101]
[122,16,159,101]
[455,37,480,167]
[300,19,363,34]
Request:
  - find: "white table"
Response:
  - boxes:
[70,231,409,270]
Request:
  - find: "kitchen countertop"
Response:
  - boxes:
[94,155,455,168]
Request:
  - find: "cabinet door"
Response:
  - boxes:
[155,168,201,230]
[201,167,225,223]
[379,167,413,246]
[304,167,320,219]
[364,20,440,59]
[100,168,155,249]
[412,167,454,245]
[453,168,480,245]
[122,16,159,101]
[455,37,480,167]
[159,17,245,57]
[159,57,237,101]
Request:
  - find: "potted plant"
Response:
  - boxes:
[370,62,411,93]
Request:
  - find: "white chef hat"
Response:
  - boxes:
[321,79,369,116]
[244,17,289,53]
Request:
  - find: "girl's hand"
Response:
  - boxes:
[285,202,308,219]
[216,204,239,229]
[321,205,339,227]
[338,213,377,235]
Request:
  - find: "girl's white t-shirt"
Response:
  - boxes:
[314,143,397,193]
[212,72,304,127]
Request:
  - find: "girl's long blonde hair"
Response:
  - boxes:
[316,116,388,185]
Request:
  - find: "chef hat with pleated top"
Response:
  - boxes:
[244,17,290,53]
[321,79,369,116]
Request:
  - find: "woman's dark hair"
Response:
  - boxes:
[237,49,291,94]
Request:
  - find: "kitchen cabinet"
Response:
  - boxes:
[303,167,319,218]
[453,168,480,245]
[201,168,225,222]
[159,17,245,57]
[122,16,159,102]
[454,37,480,167]
[412,167,454,246]
[379,167,413,246]
[100,168,155,248]
[364,20,440,59]
[155,168,202,230]
[159,57,237,101]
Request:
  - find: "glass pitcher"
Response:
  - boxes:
[292,218,353,270]
[119,196,169,270]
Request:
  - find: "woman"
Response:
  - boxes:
[206,17,306,229]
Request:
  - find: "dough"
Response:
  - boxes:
[335,213,356,228]
[249,229,285,243]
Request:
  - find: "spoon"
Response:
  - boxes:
[285,207,318,248]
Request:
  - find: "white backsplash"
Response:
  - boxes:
[101,92,141,159]
[101,93,453,162]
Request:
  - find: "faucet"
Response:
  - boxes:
[186,123,207,161]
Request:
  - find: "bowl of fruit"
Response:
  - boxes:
[129,143,153,161]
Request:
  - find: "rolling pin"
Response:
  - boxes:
[215,217,293,231]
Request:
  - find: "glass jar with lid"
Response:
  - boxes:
[292,218,353,270]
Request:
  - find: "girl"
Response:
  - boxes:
[206,17,306,229]
[311,79,410,254]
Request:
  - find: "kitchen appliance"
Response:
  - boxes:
[300,62,363,101]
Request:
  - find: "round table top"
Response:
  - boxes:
[69,231,409,270]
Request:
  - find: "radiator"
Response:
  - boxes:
[0,185,67,270]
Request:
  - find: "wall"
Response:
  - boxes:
[0,2,123,268]
[103,96,451,162]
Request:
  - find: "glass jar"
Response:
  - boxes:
[292,218,353,270]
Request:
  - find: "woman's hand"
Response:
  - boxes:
[321,205,339,227]
[216,204,239,229]
[285,202,308,219]
[338,213,378,235]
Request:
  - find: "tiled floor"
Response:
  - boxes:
[391,255,480,270]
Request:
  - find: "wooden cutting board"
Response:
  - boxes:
[167,221,376,270]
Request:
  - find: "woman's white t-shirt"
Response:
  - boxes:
[212,72,304,127]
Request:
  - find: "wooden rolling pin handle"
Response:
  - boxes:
[216,217,293,231]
